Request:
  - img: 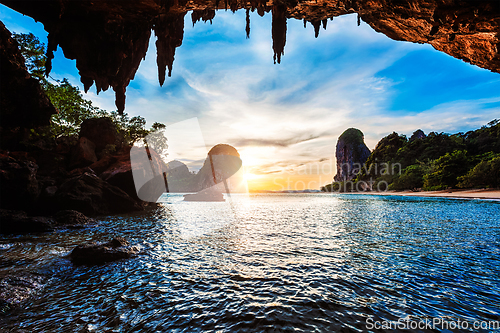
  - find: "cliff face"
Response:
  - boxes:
[334,128,371,182]
[1,0,499,114]
[0,22,56,148]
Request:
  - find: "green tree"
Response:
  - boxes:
[13,32,46,80]
[423,150,470,190]
[457,156,500,188]
[44,78,107,137]
[389,164,427,190]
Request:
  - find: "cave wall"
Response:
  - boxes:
[1,0,499,115]
[0,22,56,149]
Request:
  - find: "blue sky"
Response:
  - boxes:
[1,5,499,189]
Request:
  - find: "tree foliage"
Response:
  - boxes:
[457,155,500,188]
[325,121,500,192]
[423,150,470,190]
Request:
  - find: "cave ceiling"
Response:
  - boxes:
[2,0,499,113]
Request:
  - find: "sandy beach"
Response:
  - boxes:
[358,188,500,201]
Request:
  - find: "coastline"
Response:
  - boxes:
[348,188,500,201]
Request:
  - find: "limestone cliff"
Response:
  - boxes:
[334,128,371,181]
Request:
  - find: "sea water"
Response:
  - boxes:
[1,194,499,332]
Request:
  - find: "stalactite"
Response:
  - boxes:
[113,86,126,114]
[3,0,499,114]
[272,4,287,64]
[230,0,238,13]
[154,13,186,87]
[192,9,216,26]
[81,76,94,93]
[311,20,321,38]
[246,9,251,38]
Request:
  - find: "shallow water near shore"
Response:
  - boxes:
[1,194,500,332]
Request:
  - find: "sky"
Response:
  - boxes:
[2,5,500,191]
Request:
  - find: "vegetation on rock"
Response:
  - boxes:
[13,32,163,144]
[322,120,500,192]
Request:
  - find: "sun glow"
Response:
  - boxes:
[243,172,260,181]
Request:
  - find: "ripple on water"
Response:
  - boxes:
[1,194,500,332]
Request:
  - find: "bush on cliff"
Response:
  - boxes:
[457,155,500,189]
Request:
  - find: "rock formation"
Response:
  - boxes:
[70,237,138,266]
[191,144,242,191]
[0,22,56,149]
[410,129,426,142]
[1,0,499,113]
[334,128,371,181]
[79,117,123,153]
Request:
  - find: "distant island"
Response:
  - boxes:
[322,120,500,192]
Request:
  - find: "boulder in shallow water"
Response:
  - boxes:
[70,237,137,266]
[54,210,95,229]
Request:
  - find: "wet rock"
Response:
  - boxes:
[54,210,95,229]
[88,154,116,175]
[79,118,123,153]
[54,172,142,216]
[70,237,137,266]
[108,236,129,248]
[0,209,54,234]
[69,136,97,169]
[0,273,46,314]
[99,146,138,200]
[0,154,40,211]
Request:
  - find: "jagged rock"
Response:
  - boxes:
[70,237,137,266]
[55,135,78,154]
[54,172,142,216]
[69,137,98,169]
[410,129,426,142]
[79,118,122,153]
[0,209,54,234]
[88,154,116,175]
[334,128,371,181]
[0,153,40,211]
[54,210,95,229]
[28,150,68,179]
[0,22,56,150]
[101,145,167,201]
